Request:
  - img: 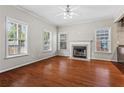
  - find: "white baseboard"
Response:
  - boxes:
[0,55,56,73]
[92,58,117,62]
[57,54,69,57]
[57,55,117,62]
[69,56,90,61]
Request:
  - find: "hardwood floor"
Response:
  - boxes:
[0,56,124,87]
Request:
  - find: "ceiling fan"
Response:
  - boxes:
[56,5,79,19]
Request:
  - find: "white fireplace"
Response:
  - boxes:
[70,41,92,61]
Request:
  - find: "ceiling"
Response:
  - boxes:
[20,5,124,26]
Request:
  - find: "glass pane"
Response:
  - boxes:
[44,43,50,50]
[7,19,28,57]
[96,28,110,52]
[60,34,67,49]
[8,22,18,55]
[60,42,67,49]
[18,25,27,54]
[8,22,17,40]
[44,32,50,41]
[8,45,18,56]
[43,32,50,50]
[18,25,26,40]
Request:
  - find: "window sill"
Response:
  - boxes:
[5,54,29,59]
[43,49,52,53]
[95,51,112,54]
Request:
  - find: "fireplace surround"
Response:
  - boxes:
[70,41,92,61]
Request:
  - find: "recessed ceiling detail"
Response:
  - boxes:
[21,5,124,26]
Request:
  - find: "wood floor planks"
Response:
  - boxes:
[0,56,124,87]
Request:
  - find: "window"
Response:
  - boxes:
[59,33,67,50]
[95,27,111,53]
[43,31,52,51]
[6,17,28,58]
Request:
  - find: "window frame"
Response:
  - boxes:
[59,34,67,50]
[95,27,111,53]
[58,32,68,50]
[5,17,29,58]
[42,30,52,52]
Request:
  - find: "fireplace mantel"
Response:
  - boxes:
[70,41,92,61]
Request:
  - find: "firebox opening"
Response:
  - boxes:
[73,46,87,58]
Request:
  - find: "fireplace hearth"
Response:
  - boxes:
[73,46,87,58]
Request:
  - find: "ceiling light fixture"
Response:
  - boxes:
[56,5,79,19]
[64,5,73,19]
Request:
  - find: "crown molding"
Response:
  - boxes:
[59,17,114,27]
[113,6,124,23]
[13,5,56,27]
[114,12,124,23]
[13,6,115,27]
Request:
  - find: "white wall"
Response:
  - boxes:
[0,6,57,72]
[58,19,119,61]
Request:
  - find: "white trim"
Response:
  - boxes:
[114,11,124,23]
[59,18,114,27]
[14,6,55,26]
[114,15,123,23]
[43,47,52,52]
[58,32,68,50]
[6,16,28,25]
[70,41,92,61]
[42,30,52,52]
[0,55,56,73]
[95,27,111,53]
[5,16,28,58]
[70,57,91,61]
[91,58,117,62]
[5,54,29,59]
[56,55,117,62]
[57,54,69,57]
